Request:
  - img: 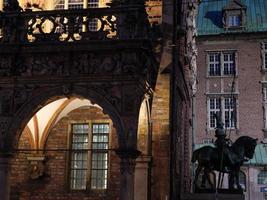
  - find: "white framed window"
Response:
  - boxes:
[55,0,99,10]
[208,97,237,129]
[70,123,110,190]
[262,42,267,70]
[207,51,236,76]
[263,87,267,129]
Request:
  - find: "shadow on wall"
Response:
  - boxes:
[205,11,223,28]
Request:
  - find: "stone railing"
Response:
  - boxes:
[0,5,150,43]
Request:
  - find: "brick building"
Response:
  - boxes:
[0,0,192,200]
[195,0,267,199]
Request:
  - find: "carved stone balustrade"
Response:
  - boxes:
[0,5,150,43]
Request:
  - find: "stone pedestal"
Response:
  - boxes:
[134,156,151,200]
[181,193,245,200]
[116,149,141,200]
[0,154,12,200]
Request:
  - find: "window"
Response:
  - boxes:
[228,15,241,27]
[54,0,99,32]
[207,52,236,76]
[208,97,237,129]
[222,1,246,30]
[55,0,99,10]
[91,123,109,189]
[70,124,88,190]
[263,88,267,129]
[70,123,110,190]
[258,171,267,184]
[203,138,213,144]
[262,42,267,70]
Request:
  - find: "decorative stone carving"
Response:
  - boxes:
[115,148,141,175]
[0,117,11,150]
[27,155,45,180]
[3,0,22,12]
[186,1,201,95]
[0,57,12,76]
[0,89,12,115]
[17,55,65,76]
[13,86,34,112]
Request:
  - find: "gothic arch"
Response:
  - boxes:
[6,85,125,151]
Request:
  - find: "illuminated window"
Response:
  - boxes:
[55,0,99,10]
[70,123,109,190]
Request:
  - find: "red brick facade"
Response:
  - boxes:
[10,107,120,200]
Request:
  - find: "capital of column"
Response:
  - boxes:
[115,148,141,175]
[115,148,141,160]
[0,153,13,170]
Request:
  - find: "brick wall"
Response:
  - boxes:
[10,106,120,200]
[151,73,170,200]
[196,38,265,144]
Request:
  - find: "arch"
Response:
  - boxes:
[137,97,152,154]
[7,85,125,150]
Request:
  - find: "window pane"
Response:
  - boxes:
[208,53,221,76]
[258,171,267,184]
[91,123,109,190]
[70,124,88,190]
[224,98,236,128]
[223,53,235,75]
[209,98,221,128]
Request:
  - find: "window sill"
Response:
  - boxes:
[206,75,238,79]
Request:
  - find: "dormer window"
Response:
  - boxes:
[223,0,246,30]
[228,15,241,27]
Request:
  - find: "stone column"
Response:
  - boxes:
[116,149,141,200]
[134,156,151,200]
[0,154,12,200]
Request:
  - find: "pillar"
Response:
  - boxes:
[116,149,141,200]
[134,156,151,200]
[0,154,11,200]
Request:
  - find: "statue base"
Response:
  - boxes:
[181,192,244,200]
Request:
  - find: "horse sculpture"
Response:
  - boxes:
[192,136,257,190]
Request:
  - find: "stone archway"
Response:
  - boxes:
[7,85,125,151]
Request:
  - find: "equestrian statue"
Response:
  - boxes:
[191,113,257,191]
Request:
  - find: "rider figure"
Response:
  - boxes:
[214,113,233,171]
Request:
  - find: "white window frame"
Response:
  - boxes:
[69,121,110,191]
[207,51,237,77]
[207,96,237,130]
[263,87,267,129]
[262,42,267,70]
[55,0,99,10]
[228,15,241,27]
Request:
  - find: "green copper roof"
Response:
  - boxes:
[246,144,267,166]
[197,0,267,35]
[195,144,267,166]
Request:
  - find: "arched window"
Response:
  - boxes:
[239,171,246,191]
[258,171,267,185]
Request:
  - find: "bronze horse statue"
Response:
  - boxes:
[192,136,257,190]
